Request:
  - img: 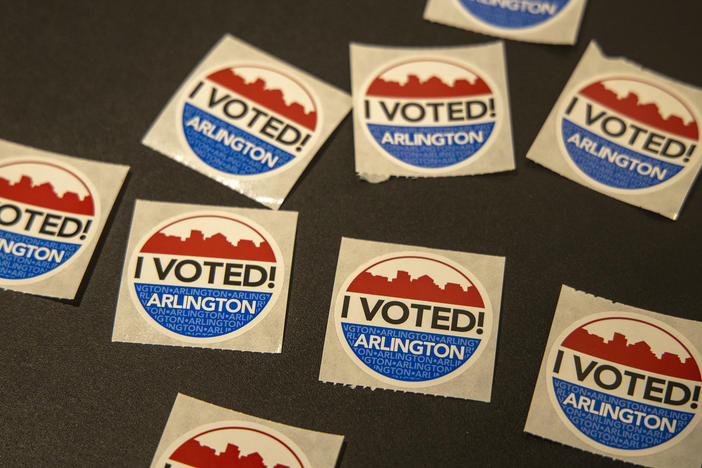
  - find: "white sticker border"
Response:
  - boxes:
[545,310,702,458]
[333,250,494,389]
[555,73,702,196]
[126,210,285,344]
[0,155,102,286]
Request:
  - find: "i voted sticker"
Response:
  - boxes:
[128,212,283,342]
[361,59,499,171]
[457,0,572,29]
[143,35,351,209]
[156,421,310,468]
[559,76,700,192]
[423,0,587,45]
[526,42,702,219]
[335,253,492,386]
[547,312,701,456]
[0,158,99,283]
[181,64,320,177]
[151,394,345,468]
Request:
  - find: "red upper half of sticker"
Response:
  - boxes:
[561,325,701,381]
[347,269,485,308]
[140,229,276,262]
[170,438,291,468]
[207,68,317,131]
[367,74,491,99]
[579,80,699,140]
[0,174,94,216]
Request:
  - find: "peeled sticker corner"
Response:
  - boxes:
[524,285,702,467]
[142,33,351,209]
[351,42,515,182]
[0,139,128,299]
[319,237,505,401]
[526,41,702,220]
[151,393,344,468]
[112,200,297,353]
[423,0,588,45]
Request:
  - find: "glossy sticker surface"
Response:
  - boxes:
[361,59,498,171]
[548,313,701,455]
[559,77,699,191]
[319,237,505,401]
[142,34,351,209]
[335,253,491,385]
[525,286,702,466]
[181,65,320,177]
[128,211,283,342]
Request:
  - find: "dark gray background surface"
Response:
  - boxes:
[1,1,700,466]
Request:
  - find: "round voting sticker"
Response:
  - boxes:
[335,252,492,386]
[128,212,283,342]
[360,58,500,172]
[456,0,573,29]
[0,158,99,284]
[558,76,700,192]
[547,312,702,456]
[181,64,321,177]
[157,421,309,468]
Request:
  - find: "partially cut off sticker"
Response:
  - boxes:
[319,237,505,401]
[0,160,98,282]
[159,423,309,468]
[112,200,297,353]
[0,139,128,299]
[527,42,702,220]
[143,34,351,209]
[423,0,588,45]
[351,42,514,182]
[525,286,702,467]
[151,394,344,468]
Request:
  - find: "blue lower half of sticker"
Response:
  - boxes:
[552,377,694,450]
[367,121,495,168]
[182,103,295,175]
[0,228,81,280]
[341,322,480,382]
[561,118,684,189]
[458,0,570,29]
[134,282,272,338]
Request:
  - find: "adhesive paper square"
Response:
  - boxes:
[525,285,702,467]
[526,42,702,220]
[319,237,505,401]
[351,42,514,183]
[151,393,344,468]
[423,0,588,45]
[112,200,297,353]
[0,139,128,299]
[142,34,351,209]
